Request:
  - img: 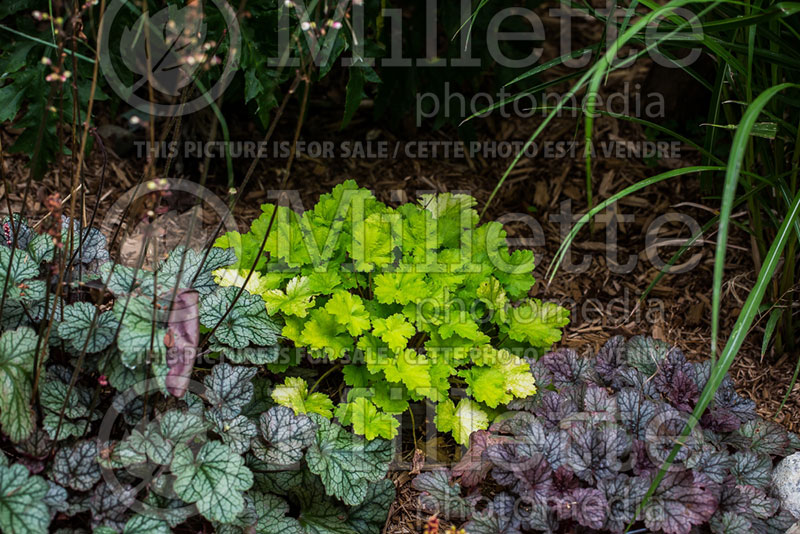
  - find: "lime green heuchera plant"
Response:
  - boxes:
[214,181,569,445]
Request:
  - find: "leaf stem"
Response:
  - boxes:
[309,364,342,395]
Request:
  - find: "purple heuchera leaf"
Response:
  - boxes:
[165,289,199,398]
[686,447,732,485]
[411,336,792,534]
[566,487,608,530]
[582,384,617,418]
[563,421,630,484]
[598,474,649,532]
[541,348,597,387]
[464,493,522,534]
[595,335,627,387]
[714,377,757,424]
[702,407,743,433]
[644,470,717,534]
[617,388,658,439]
[631,439,657,477]
[452,430,502,488]
[716,476,751,515]
[534,389,578,429]
[486,447,552,502]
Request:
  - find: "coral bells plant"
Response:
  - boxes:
[214,181,569,443]
[412,336,800,534]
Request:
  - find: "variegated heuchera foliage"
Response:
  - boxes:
[0,213,396,533]
[0,182,569,534]
[215,180,569,444]
[413,336,800,534]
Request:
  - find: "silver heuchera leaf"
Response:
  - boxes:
[51,440,101,492]
[464,493,522,534]
[305,414,393,506]
[171,441,253,523]
[90,481,136,531]
[348,478,396,534]
[252,406,317,467]
[411,469,473,521]
[165,289,199,398]
[199,286,280,349]
[207,411,258,455]
[204,363,257,419]
[157,247,236,296]
[0,463,50,534]
[249,492,303,534]
[58,302,119,354]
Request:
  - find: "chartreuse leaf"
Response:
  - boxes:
[300,308,353,359]
[335,397,400,440]
[349,212,396,272]
[58,302,119,354]
[0,463,50,534]
[325,290,371,336]
[464,349,538,407]
[200,286,280,348]
[459,366,508,408]
[263,275,317,318]
[373,272,428,305]
[171,441,253,523]
[371,314,414,352]
[435,398,489,447]
[502,299,569,350]
[272,377,334,418]
[0,326,40,442]
[214,186,570,445]
[305,414,393,506]
[213,267,284,295]
[365,345,432,397]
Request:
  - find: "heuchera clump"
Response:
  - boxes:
[413,335,800,534]
[214,181,569,444]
